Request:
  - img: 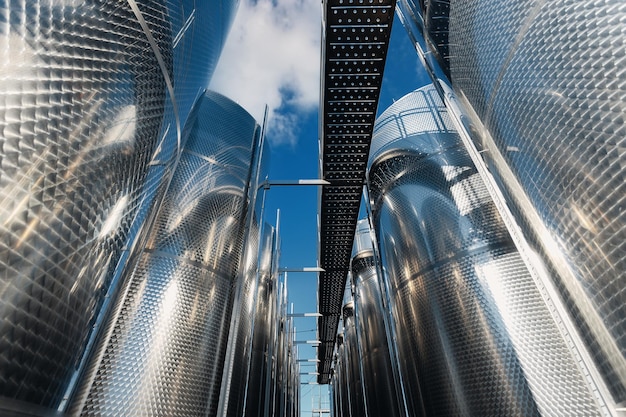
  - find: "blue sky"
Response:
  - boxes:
[210,0,429,413]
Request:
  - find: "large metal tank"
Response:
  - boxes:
[272,273,300,417]
[367,85,604,416]
[263,263,281,417]
[222,220,261,417]
[342,300,367,417]
[285,329,299,417]
[0,1,237,415]
[220,126,269,417]
[266,271,300,417]
[244,224,277,417]
[350,219,404,417]
[334,334,349,417]
[329,369,337,417]
[70,90,260,417]
[398,0,626,409]
[272,278,288,417]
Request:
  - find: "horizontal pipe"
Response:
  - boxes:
[258,179,330,189]
[279,267,325,273]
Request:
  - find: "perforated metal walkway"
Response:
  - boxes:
[317,0,396,384]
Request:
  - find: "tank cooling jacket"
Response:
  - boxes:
[0,1,238,415]
[403,0,626,405]
[245,224,277,417]
[72,91,259,417]
[367,85,603,417]
[350,219,404,417]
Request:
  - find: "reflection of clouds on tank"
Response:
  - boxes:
[365,81,607,415]
[100,105,137,151]
[0,33,40,95]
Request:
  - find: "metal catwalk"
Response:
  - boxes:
[317,0,397,383]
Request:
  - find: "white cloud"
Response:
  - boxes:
[209,0,321,146]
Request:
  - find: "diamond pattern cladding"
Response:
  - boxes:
[369,86,602,417]
[447,0,626,401]
[317,0,396,384]
[0,1,169,408]
[77,91,258,417]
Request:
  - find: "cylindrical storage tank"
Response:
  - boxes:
[222,126,269,417]
[273,321,284,417]
[335,334,350,417]
[286,331,298,417]
[0,2,170,412]
[351,219,404,417]
[367,85,604,416]
[272,284,287,417]
[0,1,237,414]
[342,300,366,417]
[329,369,337,417]
[223,219,262,417]
[264,272,280,417]
[71,90,259,417]
[400,0,626,407]
[245,224,277,417]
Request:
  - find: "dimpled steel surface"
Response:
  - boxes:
[445,0,626,402]
[224,220,261,417]
[245,224,276,417]
[76,91,258,417]
[341,301,366,417]
[0,0,169,409]
[351,220,404,417]
[0,0,238,413]
[368,86,602,416]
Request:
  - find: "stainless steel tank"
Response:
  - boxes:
[221,131,270,417]
[264,267,281,417]
[398,0,626,409]
[334,334,350,417]
[367,85,604,416]
[329,369,337,417]
[272,274,299,417]
[223,220,262,417]
[245,224,277,417]
[285,326,298,417]
[0,1,237,415]
[71,90,260,417]
[272,278,288,417]
[342,300,366,417]
[350,219,404,417]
